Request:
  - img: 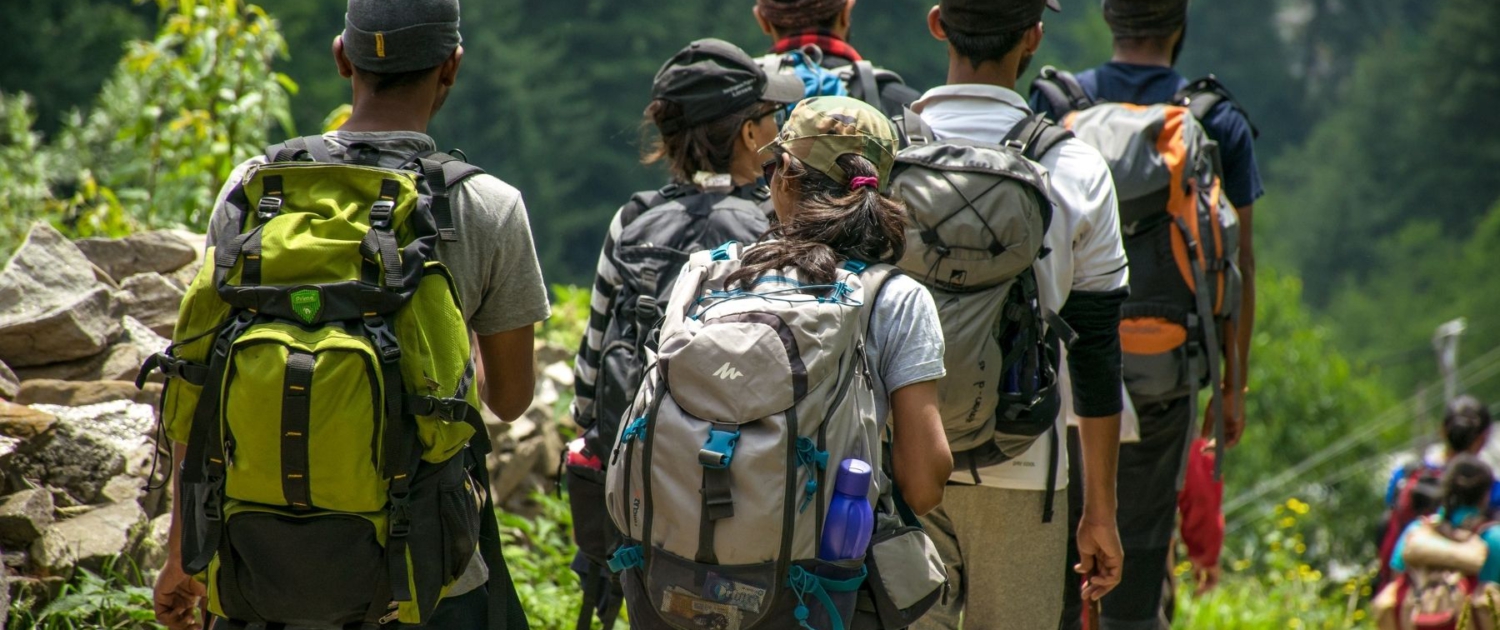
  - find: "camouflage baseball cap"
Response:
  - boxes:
[764,96,899,186]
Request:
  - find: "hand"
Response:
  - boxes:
[1191,557,1221,595]
[154,558,206,630]
[1075,517,1124,601]
[1204,385,1246,448]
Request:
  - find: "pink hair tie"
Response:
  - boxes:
[849,176,879,191]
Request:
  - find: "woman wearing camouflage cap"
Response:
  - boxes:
[749,95,953,518]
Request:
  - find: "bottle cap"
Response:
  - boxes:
[834,459,873,497]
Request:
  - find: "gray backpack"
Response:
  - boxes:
[891,110,1073,520]
[604,242,938,630]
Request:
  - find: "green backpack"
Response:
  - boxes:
[141,137,493,627]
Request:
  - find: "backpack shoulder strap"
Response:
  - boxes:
[851,261,901,334]
[620,183,692,228]
[1173,75,1260,139]
[1030,66,1094,119]
[852,61,882,110]
[1003,113,1076,162]
[264,136,334,163]
[413,150,486,242]
[897,106,937,147]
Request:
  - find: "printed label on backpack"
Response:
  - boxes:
[662,588,742,630]
[703,572,767,613]
[290,287,323,325]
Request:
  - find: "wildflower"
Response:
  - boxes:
[1279,516,1297,529]
[1287,498,1311,515]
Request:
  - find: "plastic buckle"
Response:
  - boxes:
[607,545,643,573]
[429,398,468,422]
[842,259,868,274]
[364,317,402,363]
[698,428,740,469]
[256,196,282,221]
[370,199,395,229]
[202,480,224,521]
[389,499,412,539]
[621,416,647,443]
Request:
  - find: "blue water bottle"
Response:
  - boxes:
[819,459,875,561]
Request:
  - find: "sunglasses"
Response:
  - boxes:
[761,157,780,184]
[753,106,788,129]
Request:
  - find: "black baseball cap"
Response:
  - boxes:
[940,0,1062,36]
[651,39,805,134]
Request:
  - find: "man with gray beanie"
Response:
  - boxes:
[151,1,546,628]
[752,0,920,117]
[906,0,1128,628]
[1030,2,1262,628]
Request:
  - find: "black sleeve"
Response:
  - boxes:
[1059,287,1128,418]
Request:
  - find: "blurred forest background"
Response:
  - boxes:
[1,0,1498,626]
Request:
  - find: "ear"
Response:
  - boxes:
[839,0,856,29]
[333,35,355,79]
[1023,22,1044,55]
[753,6,776,37]
[437,46,464,87]
[927,6,947,42]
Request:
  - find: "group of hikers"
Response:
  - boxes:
[138,0,1277,628]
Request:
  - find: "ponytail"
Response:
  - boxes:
[727,150,906,288]
[1440,454,1494,523]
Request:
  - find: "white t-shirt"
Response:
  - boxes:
[911,84,1129,491]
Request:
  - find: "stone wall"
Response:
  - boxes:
[0,223,575,610]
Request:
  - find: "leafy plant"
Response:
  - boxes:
[538,284,592,356]
[9,559,162,630]
[500,490,628,630]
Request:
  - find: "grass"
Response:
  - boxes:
[8,558,161,630]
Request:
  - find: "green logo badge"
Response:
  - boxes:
[290,288,322,325]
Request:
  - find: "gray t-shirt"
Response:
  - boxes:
[206,131,551,336]
[864,273,947,429]
[205,131,551,603]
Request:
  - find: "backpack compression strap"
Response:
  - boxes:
[1030,66,1094,119]
[898,106,938,148]
[1173,75,1260,139]
[1003,113,1075,163]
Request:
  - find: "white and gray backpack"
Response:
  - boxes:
[603,242,939,630]
[892,110,1075,520]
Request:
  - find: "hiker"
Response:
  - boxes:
[1028,0,1262,626]
[1375,454,1500,629]
[1379,396,1498,588]
[604,96,953,630]
[566,38,802,630]
[752,0,921,117]
[147,0,549,628]
[900,0,1130,627]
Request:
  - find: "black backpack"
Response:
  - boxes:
[568,182,771,630]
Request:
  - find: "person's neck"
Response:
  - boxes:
[1110,46,1173,68]
[339,92,432,134]
[947,55,1018,91]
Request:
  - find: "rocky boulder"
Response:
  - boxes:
[30,500,146,577]
[0,401,55,440]
[3,401,152,504]
[74,230,198,285]
[0,488,53,548]
[14,316,168,383]
[15,380,162,409]
[118,272,184,338]
[0,360,16,401]
[0,224,122,368]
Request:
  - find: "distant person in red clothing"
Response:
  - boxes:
[1177,439,1225,595]
[751,0,921,116]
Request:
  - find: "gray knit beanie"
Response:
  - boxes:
[343,0,462,73]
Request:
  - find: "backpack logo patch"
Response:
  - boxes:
[290,288,323,325]
[713,362,744,381]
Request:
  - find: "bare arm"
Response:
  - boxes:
[888,380,952,516]
[1229,203,1255,446]
[474,324,537,423]
[154,442,204,630]
[1076,412,1123,600]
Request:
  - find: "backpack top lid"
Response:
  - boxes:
[891,113,1057,293]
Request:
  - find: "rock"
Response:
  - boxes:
[134,513,172,570]
[542,362,575,389]
[0,400,55,439]
[30,500,145,576]
[0,489,53,547]
[533,375,560,410]
[487,435,547,506]
[100,475,145,505]
[0,360,16,401]
[14,317,168,383]
[118,273,184,338]
[74,231,198,283]
[4,401,152,504]
[0,223,121,367]
[15,380,162,409]
[534,339,572,368]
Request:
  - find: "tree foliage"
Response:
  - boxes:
[0,0,295,251]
